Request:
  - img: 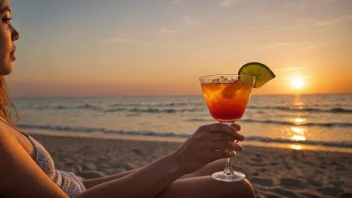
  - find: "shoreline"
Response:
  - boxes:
[30,133,352,198]
[25,128,352,153]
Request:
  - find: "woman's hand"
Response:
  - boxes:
[170,123,244,174]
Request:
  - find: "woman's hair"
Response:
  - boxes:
[0,76,18,125]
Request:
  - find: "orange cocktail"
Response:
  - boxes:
[199,74,255,182]
[201,77,253,122]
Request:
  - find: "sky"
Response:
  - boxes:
[7,0,352,97]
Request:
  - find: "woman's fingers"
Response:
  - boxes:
[231,123,241,131]
[207,132,235,142]
[208,132,244,142]
[204,123,238,139]
[209,141,244,151]
[236,133,245,141]
[210,150,237,159]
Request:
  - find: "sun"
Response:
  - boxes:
[291,76,305,89]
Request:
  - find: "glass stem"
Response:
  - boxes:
[223,151,235,175]
[222,122,236,175]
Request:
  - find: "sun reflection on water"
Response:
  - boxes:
[292,135,307,141]
[293,101,305,110]
[293,117,306,124]
[290,125,307,142]
[293,94,305,109]
[290,144,303,150]
[291,126,306,135]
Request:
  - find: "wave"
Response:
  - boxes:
[26,105,204,114]
[17,124,189,138]
[247,106,352,114]
[185,118,352,128]
[184,118,214,122]
[246,136,352,148]
[17,124,352,148]
[26,104,352,114]
[105,108,204,113]
[240,119,352,127]
[109,102,189,108]
[30,104,102,111]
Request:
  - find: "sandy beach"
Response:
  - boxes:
[31,134,352,198]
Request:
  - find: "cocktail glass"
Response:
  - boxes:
[199,74,255,182]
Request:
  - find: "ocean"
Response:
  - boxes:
[12,94,352,151]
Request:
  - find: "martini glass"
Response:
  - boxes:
[199,74,255,182]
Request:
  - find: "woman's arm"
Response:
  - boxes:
[78,123,243,198]
[0,123,242,198]
[78,154,184,198]
[82,168,141,189]
[0,125,181,198]
[83,159,226,189]
[0,126,68,198]
[82,123,243,190]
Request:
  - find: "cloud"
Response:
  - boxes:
[219,0,239,7]
[160,28,178,34]
[171,0,184,3]
[276,67,306,72]
[317,15,352,26]
[181,16,199,26]
[259,42,318,50]
[106,38,152,45]
[295,17,317,25]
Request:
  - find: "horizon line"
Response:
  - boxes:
[10,92,352,99]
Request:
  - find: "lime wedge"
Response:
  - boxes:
[238,62,276,88]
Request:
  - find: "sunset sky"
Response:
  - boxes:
[8,0,352,97]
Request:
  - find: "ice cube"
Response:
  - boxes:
[211,79,220,83]
[222,84,237,99]
[219,76,228,83]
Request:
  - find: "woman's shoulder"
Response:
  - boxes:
[0,122,69,198]
[0,122,16,142]
[0,123,19,158]
[0,118,17,139]
[0,121,36,160]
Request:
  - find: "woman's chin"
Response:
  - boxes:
[0,64,14,76]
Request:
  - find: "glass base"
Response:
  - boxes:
[212,171,245,182]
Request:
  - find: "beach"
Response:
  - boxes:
[31,134,352,198]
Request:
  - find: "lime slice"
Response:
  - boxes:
[238,62,276,88]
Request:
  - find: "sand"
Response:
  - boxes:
[31,134,352,198]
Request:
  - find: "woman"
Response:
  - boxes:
[0,0,255,197]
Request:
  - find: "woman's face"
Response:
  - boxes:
[0,0,19,76]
